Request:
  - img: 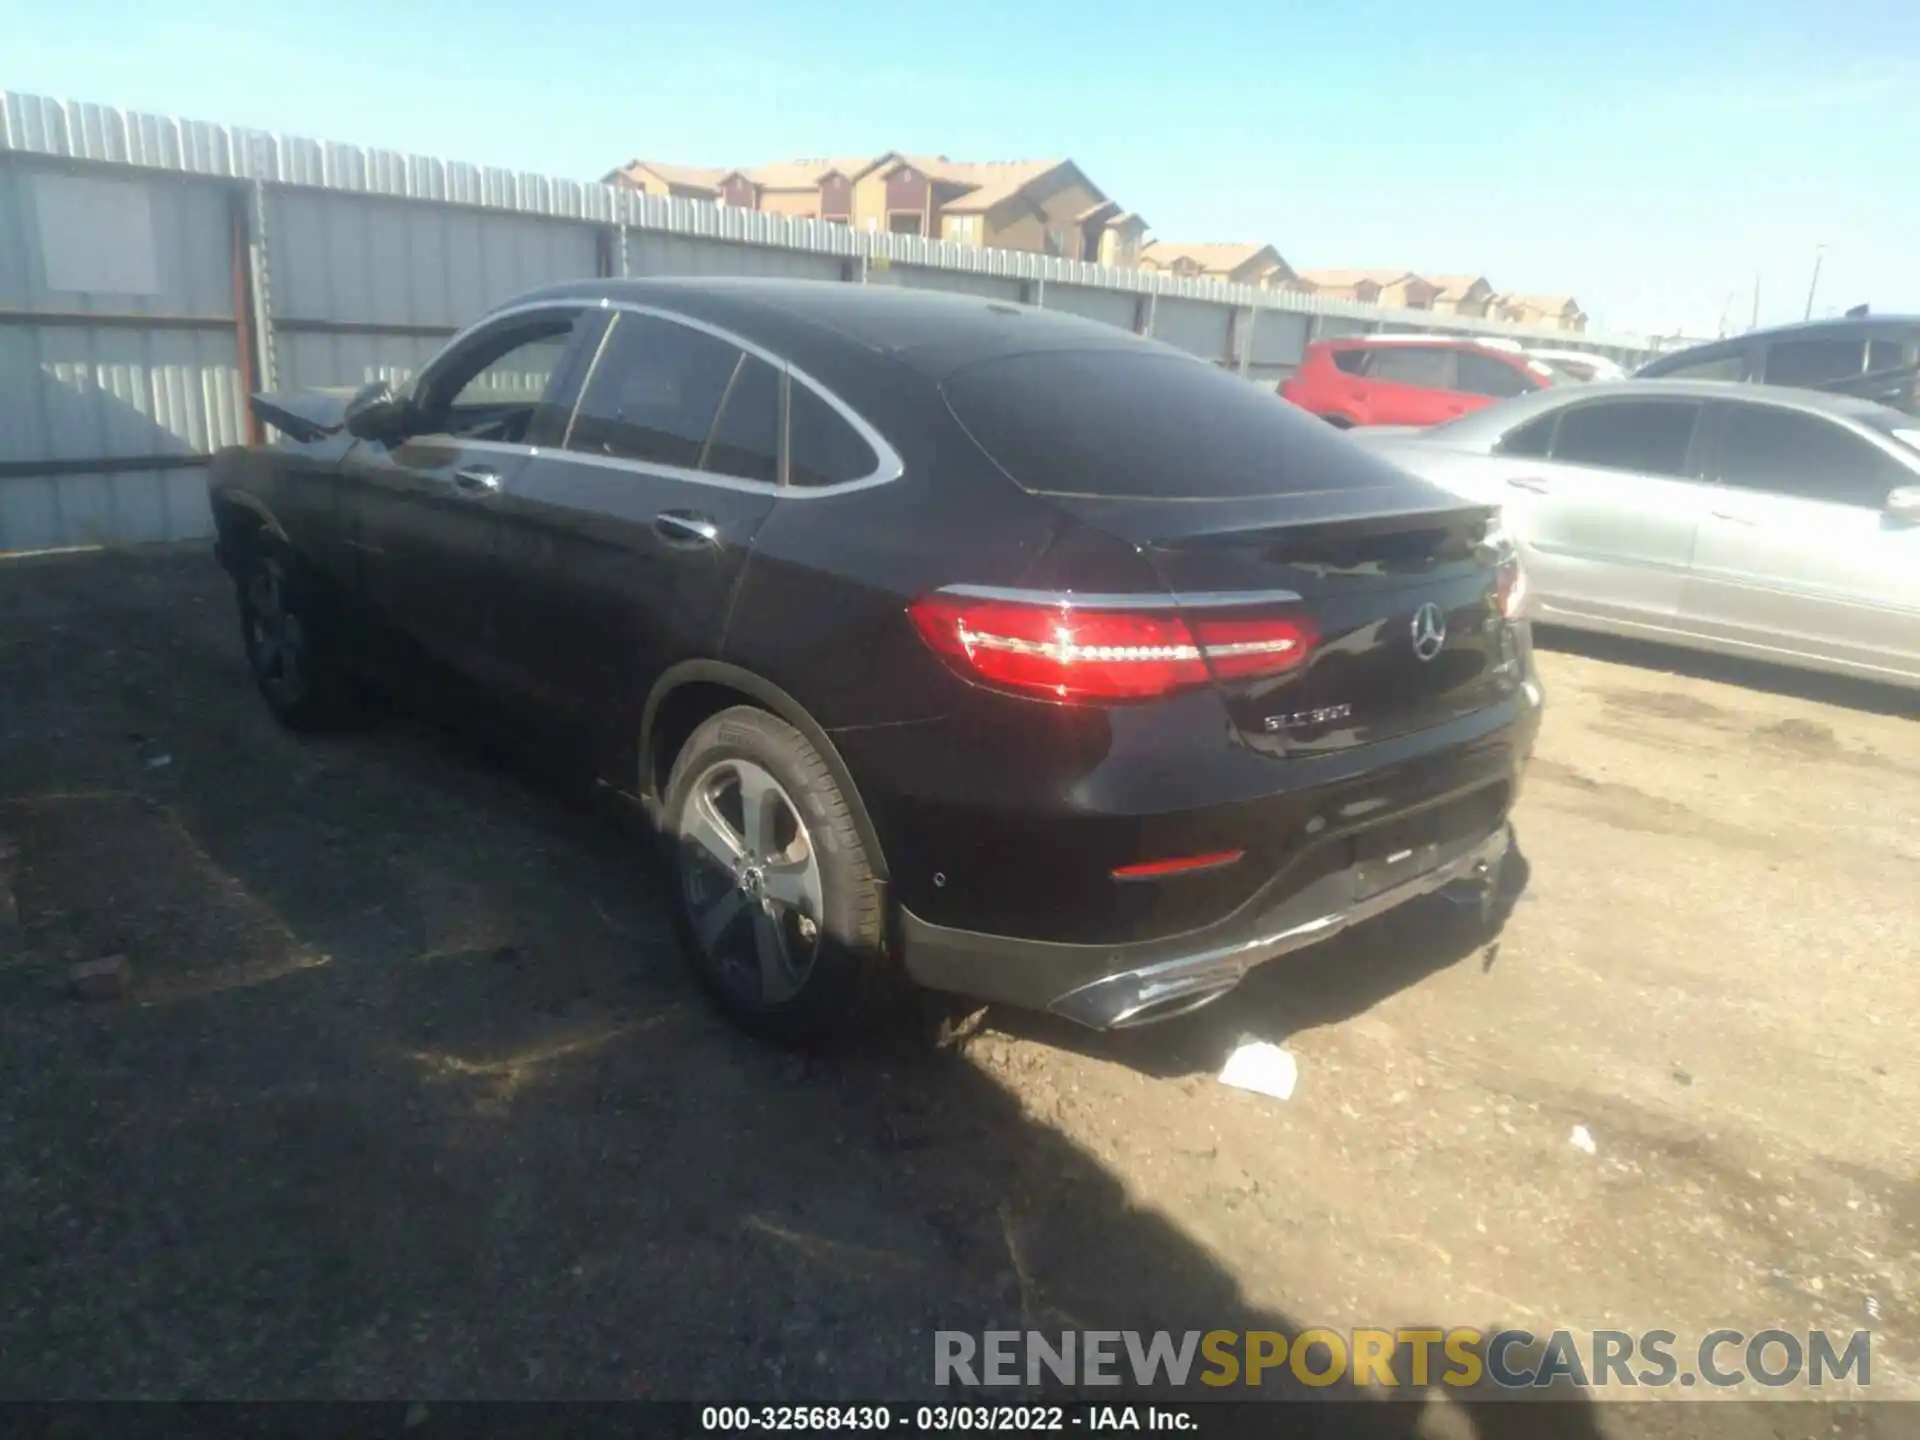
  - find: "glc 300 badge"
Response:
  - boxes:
[1263,703,1353,732]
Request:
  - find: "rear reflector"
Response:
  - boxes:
[1112,850,1245,880]
[908,592,1316,703]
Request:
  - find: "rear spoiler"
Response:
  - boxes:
[250,387,362,443]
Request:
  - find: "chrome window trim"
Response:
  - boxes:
[434,297,905,499]
[936,583,1304,609]
[410,300,592,421]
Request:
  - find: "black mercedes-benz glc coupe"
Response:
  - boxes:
[210,278,1541,1039]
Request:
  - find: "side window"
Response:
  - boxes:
[1661,353,1744,383]
[422,313,583,444]
[1716,405,1908,509]
[1367,347,1458,389]
[1496,412,1556,457]
[1866,340,1907,373]
[565,313,743,470]
[1550,400,1701,476]
[1456,351,1536,399]
[1763,338,1866,389]
[789,382,879,489]
[702,355,782,484]
[1329,348,1369,375]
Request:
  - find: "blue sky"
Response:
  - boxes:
[5,0,1916,336]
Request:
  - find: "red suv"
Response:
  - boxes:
[1280,337,1557,428]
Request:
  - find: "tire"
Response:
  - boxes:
[663,706,891,1043]
[234,538,354,731]
[1323,414,1356,429]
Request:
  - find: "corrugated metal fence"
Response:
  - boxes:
[0,90,1659,553]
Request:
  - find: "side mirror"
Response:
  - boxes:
[1886,485,1920,524]
[343,379,411,442]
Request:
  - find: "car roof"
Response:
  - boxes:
[1429,377,1916,444]
[501,276,1162,382]
[1639,315,1920,370]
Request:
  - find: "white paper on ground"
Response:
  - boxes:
[1218,1039,1299,1101]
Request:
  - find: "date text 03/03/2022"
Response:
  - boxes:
[700,1405,1193,1431]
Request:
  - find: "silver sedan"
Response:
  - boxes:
[1350,379,1920,689]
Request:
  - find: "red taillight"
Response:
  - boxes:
[908,592,1316,703]
[1186,614,1315,680]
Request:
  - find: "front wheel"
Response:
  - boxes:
[235,541,352,730]
[664,707,892,1043]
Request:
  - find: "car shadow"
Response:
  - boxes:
[980,837,1532,1081]
[0,547,1620,1437]
[1534,624,1918,719]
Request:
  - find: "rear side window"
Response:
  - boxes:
[566,313,741,470]
[1497,413,1556,457]
[1659,353,1744,382]
[1329,348,1369,375]
[702,355,781,483]
[943,349,1420,500]
[1456,351,1536,399]
[1367,346,1458,389]
[1550,400,1702,477]
[1717,405,1909,508]
[1764,338,1866,388]
[788,382,878,488]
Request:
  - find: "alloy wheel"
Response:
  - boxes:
[246,557,306,707]
[677,758,825,1005]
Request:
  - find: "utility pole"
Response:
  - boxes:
[1803,245,1826,321]
[1750,275,1760,330]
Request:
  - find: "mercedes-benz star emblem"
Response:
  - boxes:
[1410,602,1447,661]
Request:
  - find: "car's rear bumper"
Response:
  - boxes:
[899,795,1511,1028]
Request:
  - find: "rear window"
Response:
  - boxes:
[943,349,1405,500]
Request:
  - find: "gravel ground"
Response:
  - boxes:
[1,546,1914,1436]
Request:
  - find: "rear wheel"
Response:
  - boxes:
[235,540,352,730]
[664,706,891,1043]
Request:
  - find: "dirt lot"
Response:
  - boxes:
[1,546,1915,1431]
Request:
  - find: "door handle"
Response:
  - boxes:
[452,466,500,495]
[654,510,720,545]
[1506,476,1551,493]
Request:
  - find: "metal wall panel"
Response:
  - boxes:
[884,265,1023,301]
[0,158,235,315]
[0,319,240,550]
[273,330,445,393]
[1149,297,1233,361]
[0,323,241,464]
[1245,364,1296,388]
[625,231,844,282]
[1314,315,1379,340]
[1041,285,1139,330]
[266,190,599,326]
[1248,308,1312,367]
[0,466,210,551]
